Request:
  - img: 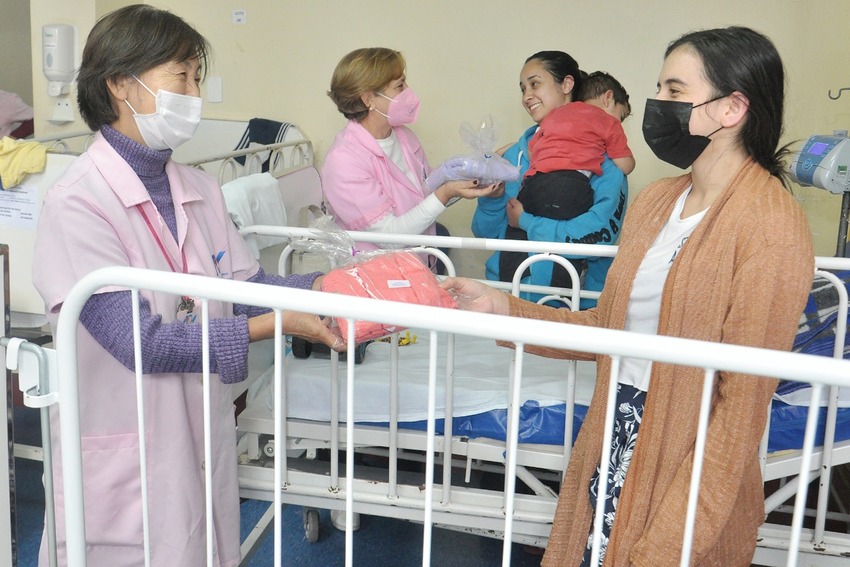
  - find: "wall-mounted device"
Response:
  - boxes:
[42,24,76,97]
[789,134,850,256]
[788,135,850,195]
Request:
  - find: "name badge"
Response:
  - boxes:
[177,295,198,323]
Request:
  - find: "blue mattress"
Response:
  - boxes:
[393,270,850,454]
[393,398,849,454]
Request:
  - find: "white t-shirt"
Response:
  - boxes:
[618,187,708,391]
[377,130,419,186]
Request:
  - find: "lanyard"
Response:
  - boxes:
[136,204,188,274]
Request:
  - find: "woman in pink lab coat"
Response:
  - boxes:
[32,5,340,566]
[322,47,499,254]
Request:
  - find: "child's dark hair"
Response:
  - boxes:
[578,71,631,116]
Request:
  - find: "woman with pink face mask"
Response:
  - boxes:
[322,48,500,254]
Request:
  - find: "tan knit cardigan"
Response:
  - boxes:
[509,160,814,567]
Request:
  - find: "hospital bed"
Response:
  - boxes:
[174,129,850,564]
[230,224,850,566]
[13,254,849,567]
[7,126,850,566]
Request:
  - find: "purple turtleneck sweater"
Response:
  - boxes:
[78,125,320,383]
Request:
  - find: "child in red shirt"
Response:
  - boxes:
[518,71,635,222]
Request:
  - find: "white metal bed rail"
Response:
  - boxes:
[184,136,314,185]
[44,265,850,567]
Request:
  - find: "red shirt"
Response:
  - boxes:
[527,101,632,177]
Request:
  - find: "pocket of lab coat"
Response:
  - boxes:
[80,432,144,547]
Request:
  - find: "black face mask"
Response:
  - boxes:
[642,98,723,169]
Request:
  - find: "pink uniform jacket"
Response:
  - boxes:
[321,120,437,251]
[33,132,258,567]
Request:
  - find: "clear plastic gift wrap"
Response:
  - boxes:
[426,114,520,190]
[297,218,457,341]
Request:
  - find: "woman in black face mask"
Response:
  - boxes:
[442,26,814,566]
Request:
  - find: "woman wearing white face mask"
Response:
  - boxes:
[32,5,342,566]
[322,47,500,255]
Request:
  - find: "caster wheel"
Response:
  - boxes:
[303,508,320,543]
[291,337,313,359]
[263,440,275,458]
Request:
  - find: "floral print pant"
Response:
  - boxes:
[581,382,647,567]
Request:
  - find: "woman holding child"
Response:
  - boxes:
[471,51,631,307]
[448,27,813,565]
[322,47,499,253]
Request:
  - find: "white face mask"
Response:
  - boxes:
[125,76,202,150]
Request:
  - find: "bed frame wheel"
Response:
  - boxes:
[303,507,320,543]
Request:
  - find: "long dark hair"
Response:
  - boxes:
[666,27,789,184]
[525,50,584,99]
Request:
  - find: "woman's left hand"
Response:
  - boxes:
[507,198,525,227]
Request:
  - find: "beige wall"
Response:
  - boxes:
[28,0,850,266]
[2,0,33,105]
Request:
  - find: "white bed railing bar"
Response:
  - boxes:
[38,263,850,566]
[591,354,621,567]
[390,332,400,500]
[345,321,357,565]
[129,289,153,567]
[441,332,455,505]
[241,224,619,258]
[272,308,285,567]
[813,268,848,547]
[183,137,315,185]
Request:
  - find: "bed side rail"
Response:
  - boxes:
[182,134,314,185]
[45,266,850,567]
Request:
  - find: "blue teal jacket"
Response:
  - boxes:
[471,124,628,307]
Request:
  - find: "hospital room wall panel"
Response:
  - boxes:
[25,0,850,264]
[0,0,33,106]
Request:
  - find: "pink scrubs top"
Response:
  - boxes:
[321,120,437,252]
[33,132,257,567]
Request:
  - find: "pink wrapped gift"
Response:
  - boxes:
[321,251,457,342]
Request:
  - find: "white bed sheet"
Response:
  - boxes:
[250,329,598,423]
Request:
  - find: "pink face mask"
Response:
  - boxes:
[376,87,421,126]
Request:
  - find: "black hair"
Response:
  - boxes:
[77,4,210,131]
[525,51,584,99]
[578,71,631,116]
[666,26,789,184]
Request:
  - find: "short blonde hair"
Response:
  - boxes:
[328,48,405,121]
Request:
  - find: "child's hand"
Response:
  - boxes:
[507,198,524,227]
